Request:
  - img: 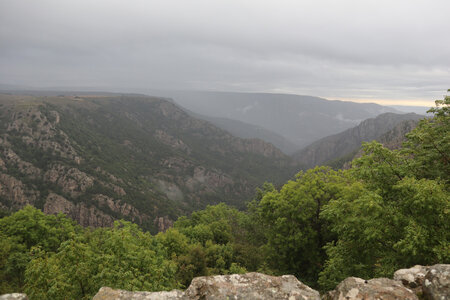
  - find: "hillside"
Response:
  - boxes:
[292,113,423,169]
[157,91,400,150]
[0,93,297,232]
[188,112,299,154]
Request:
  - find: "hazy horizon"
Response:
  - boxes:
[1,0,449,107]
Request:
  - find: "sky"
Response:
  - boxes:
[1,0,449,106]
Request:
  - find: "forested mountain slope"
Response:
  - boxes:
[0,93,297,232]
[292,112,423,169]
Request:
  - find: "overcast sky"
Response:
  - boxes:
[1,0,449,106]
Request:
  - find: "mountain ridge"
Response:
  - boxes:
[292,112,424,169]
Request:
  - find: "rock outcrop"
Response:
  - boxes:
[93,272,320,300]
[423,264,450,300]
[153,215,174,232]
[0,174,38,208]
[4,265,449,300]
[184,272,320,300]
[92,265,450,300]
[93,287,184,300]
[323,277,418,300]
[394,265,429,294]
[0,294,28,300]
[44,192,114,227]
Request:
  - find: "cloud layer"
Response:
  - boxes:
[1,0,449,105]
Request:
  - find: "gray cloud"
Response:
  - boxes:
[1,0,449,105]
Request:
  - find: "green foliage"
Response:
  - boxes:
[24,221,178,300]
[158,203,251,287]
[254,167,347,287]
[402,91,450,183]
[0,206,79,294]
[317,93,450,289]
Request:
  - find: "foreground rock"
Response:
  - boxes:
[323,277,418,300]
[394,265,429,294]
[0,294,28,300]
[423,264,450,300]
[93,272,320,300]
[184,272,320,300]
[92,265,450,300]
[92,287,183,300]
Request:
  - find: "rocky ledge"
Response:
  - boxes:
[92,264,449,300]
[93,273,320,300]
[2,264,448,300]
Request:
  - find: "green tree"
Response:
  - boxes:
[403,90,450,182]
[319,100,450,290]
[255,167,347,287]
[24,220,178,299]
[0,206,78,294]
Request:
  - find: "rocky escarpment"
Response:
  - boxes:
[91,265,449,300]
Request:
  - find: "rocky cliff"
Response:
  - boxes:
[0,93,297,232]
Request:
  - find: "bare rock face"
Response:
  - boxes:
[93,273,320,300]
[44,193,115,227]
[0,294,28,300]
[323,277,418,300]
[0,157,5,171]
[94,194,147,224]
[1,148,41,177]
[92,287,184,300]
[154,216,174,232]
[423,264,450,300]
[154,129,191,154]
[0,174,38,208]
[394,265,429,293]
[44,164,94,197]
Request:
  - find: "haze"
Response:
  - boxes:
[1,0,449,106]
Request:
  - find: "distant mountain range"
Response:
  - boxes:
[388,105,432,115]
[0,92,297,232]
[292,112,424,169]
[187,112,299,155]
[156,91,402,151]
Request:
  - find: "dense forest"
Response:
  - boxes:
[1,93,449,299]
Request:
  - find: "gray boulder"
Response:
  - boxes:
[0,294,28,300]
[183,272,320,300]
[92,272,320,300]
[394,265,429,293]
[323,277,418,300]
[92,287,184,300]
[423,264,450,300]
